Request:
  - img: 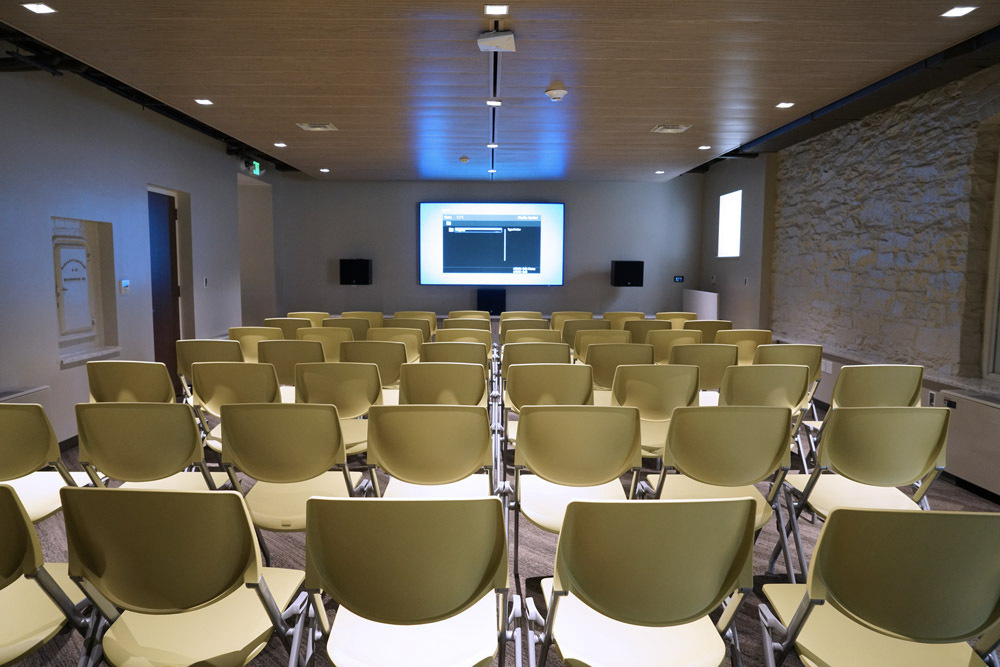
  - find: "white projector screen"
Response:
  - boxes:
[419,202,565,286]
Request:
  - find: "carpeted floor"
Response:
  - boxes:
[24,447,999,667]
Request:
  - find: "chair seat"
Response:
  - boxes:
[646,475,771,530]
[785,474,920,520]
[207,423,224,453]
[639,420,669,458]
[539,579,725,667]
[382,473,492,499]
[120,471,230,491]
[381,388,399,406]
[593,389,612,406]
[519,475,626,533]
[103,567,304,667]
[327,590,497,667]
[698,390,720,406]
[0,564,84,664]
[246,471,363,531]
[280,385,296,403]
[4,471,94,522]
[802,420,822,432]
[506,418,518,443]
[762,584,986,667]
[341,418,369,456]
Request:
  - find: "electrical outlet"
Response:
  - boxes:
[927,390,936,406]
[821,359,834,374]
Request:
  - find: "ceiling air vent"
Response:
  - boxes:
[650,124,692,134]
[297,122,339,132]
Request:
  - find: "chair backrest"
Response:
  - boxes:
[221,403,346,483]
[665,406,793,484]
[0,484,46,591]
[287,311,330,327]
[573,329,631,363]
[501,342,571,379]
[385,318,432,341]
[264,317,312,340]
[322,317,370,340]
[648,328,703,364]
[611,364,700,421]
[339,341,408,387]
[500,311,543,321]
[61,487,261,614]
[393,311,438,334]
[366,405,491,484]
[514,405,641,485]
[399,363,487,406]
[719,364,811,412]
[655,311,698,328]
[714,329,773,365]
[669,344,739,391]
[295,362,383,418]
[505,329,562,344]
[0,404,60,481]
[499,318,550,344]
[830,365,923,408]
[555,498,755,626]
[76,403,204,483]
[341,311,384,328]
[683,319,733,344]
[550,311,593,333]
[623,318,672,344]
[87,361,175,403]
[419,342,488,371]
[807,508,1000,644]
[190,362,280,418]
[176,339,243,382]
[603,312,645,330]
[229,326,283,363]
[562,318,610,345]
[506,363,595,411]
[448,310,490,320]
[817,407,949,486]
[257,339,326,385]
[442,317,491,331]
[753,344,823,384]
[297,326,353,362]
[434,328,493,347]
[587,343,654,388]
[367,327,424,363]
[305,497,506,624]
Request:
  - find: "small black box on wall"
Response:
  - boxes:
[477,288,506,315]
[610,260,644,287]
[340,259,373,285]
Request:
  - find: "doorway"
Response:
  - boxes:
[148,190,182,394]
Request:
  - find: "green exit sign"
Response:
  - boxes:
[250,160,262,176]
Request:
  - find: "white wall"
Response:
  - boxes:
[271,177,705,317]
[237,175,277,325]
[0,72,243,439]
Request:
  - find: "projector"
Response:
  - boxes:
[478,30,516,52]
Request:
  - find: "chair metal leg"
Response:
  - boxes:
[254,525,272,567]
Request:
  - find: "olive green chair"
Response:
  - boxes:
[434,328,494,363]
[419,341,489,374]
[322,317,370,341]
[0,404,88,522]
[229,326,283,363]
[683,319,733,344]
[760,508,1000,667]
[296,326,353,362]
[504,328,562,344]
[297,497,512,667]
[611,364,700,458]
[190,362,281,453]
[176,339,243,400]
[603,311,645,330]
[623,318,672,344]
[668,343,739,403]
[257,339,325,402]
[341,311,384,328]
[655,311,698,329]
[399,362,487,407]
[367,326,423,363]
[529,498,756,667]
[549,311,593,333]
[384,317,432,341]
[287,311,330,327]
[366,405,493,498]
[715,328,773,365]
[448,309,490,320]
[0,484,87,664]
[573,328,631,364]
[264,317,312,340]
[501,342,571,380]
[586,343,654,391]
[339,341,408,404]
[499,318,550,344]
[754,343,824,416]
[75,402,228,490]
[295,362,383,456]
[500,310,543,321]
[504,363,595,446]
[86,360,175,403]
[393,310,438,335]
[561,318,610,346]
[442,317,492,331]
[61,487,304,666]
[648,328,703,364]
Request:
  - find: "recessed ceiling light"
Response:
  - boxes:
[698,145,712,150]
[484,4,509,15]
[22,3,56,13]
[194,99,213,105]
[320,168,330,173]
[273,142,287,148]
[487,143,499,149]
[776,102,795,109]
[941,6,977,16]
[486,98,503,107]
[654,170,665,175]
[488,169,497,174]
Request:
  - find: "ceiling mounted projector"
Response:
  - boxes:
[478,30,516,52]
[545,87,568,101]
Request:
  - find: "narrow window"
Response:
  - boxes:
[718,190,742,258]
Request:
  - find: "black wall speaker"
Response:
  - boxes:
[477,288,506,315]
[340,258,372,285]
[610,260,644,287]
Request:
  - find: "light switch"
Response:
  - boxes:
[118,278,130,295]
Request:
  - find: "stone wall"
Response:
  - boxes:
[771,65,1000,379]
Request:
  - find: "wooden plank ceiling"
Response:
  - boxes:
[2,0,999,181]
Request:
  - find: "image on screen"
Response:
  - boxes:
[419,202,564,286]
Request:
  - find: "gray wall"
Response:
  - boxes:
[0,72,243,439]
[271,177,705,317]
[237,175,277,325]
